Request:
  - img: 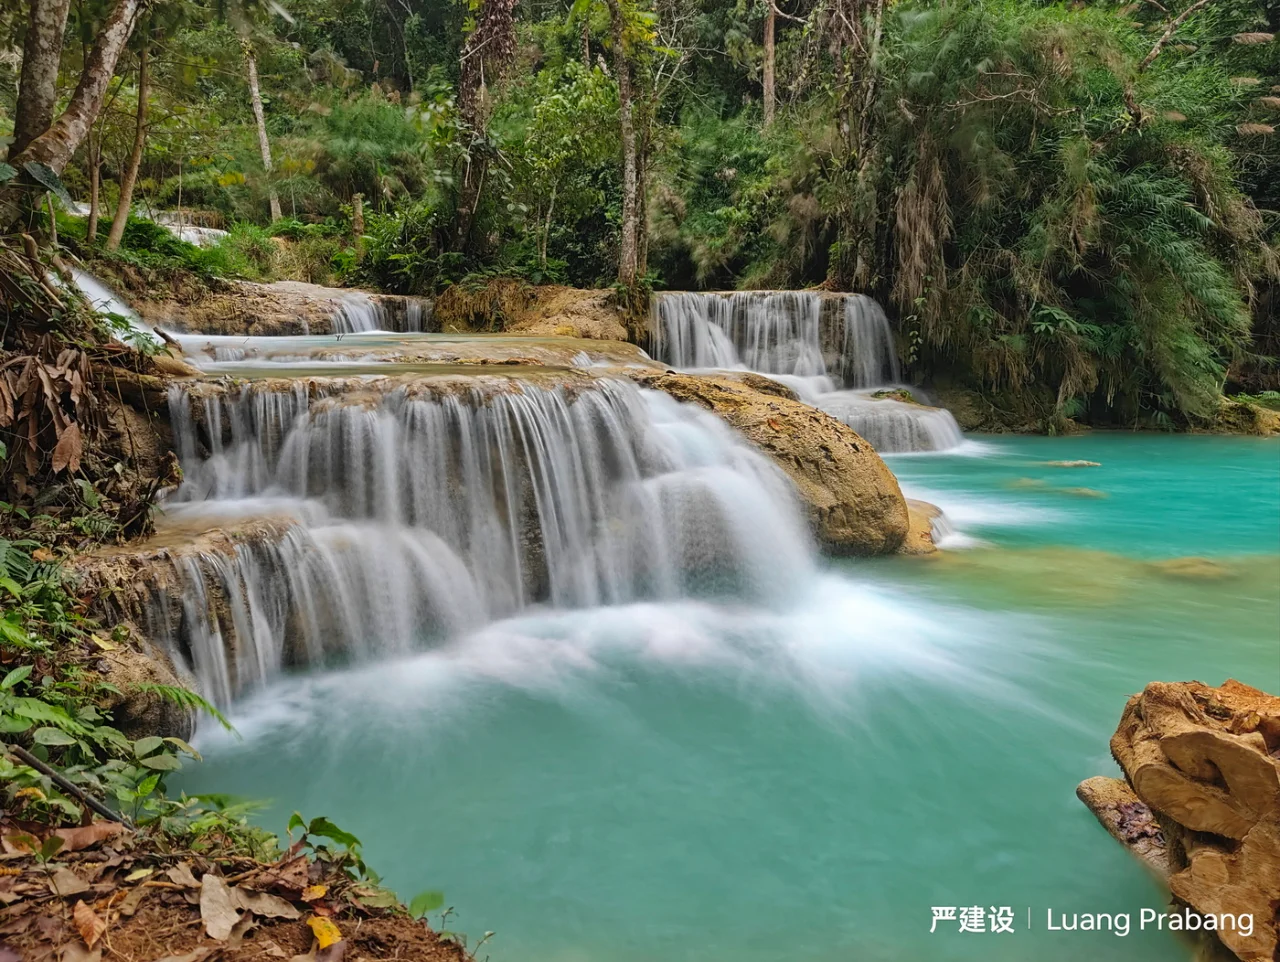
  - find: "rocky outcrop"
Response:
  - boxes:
[1079,680,1280,962]
[135,280,428,336]
[434,279,629,340]
[1208,398,1280,437]
[900,499,941,556]
[94,635,196,740]
[625,370,909,555]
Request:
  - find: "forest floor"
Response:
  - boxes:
[0,821,471,962]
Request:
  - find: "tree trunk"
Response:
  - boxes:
[762,2,776,128]
[245,44,282,222]
[581,17,591,65]
[10,0,142,173]
[12,0,74,156]
[86,131,101,242]
[106,43,148,250]
[606,0,638,291]
[540,182,557,269]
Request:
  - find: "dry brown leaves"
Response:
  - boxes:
[0,345,98,478]
[0,818,467,962]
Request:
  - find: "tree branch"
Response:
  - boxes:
[1140,0,1212,71]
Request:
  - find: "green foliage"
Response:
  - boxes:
[0,538,227,830]
[647,0,1274,425]
[354,202,461,294]
[193,223,278,279]
[9,0,1275,424]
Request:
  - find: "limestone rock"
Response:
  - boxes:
[94,634,196,740]
[1208,398,1280,437]
[434,279,629,340]
[1075,776,1170,877]
[626,370,909,555]
[136,280,425,336]
[1083,679,1280,962]
[900,499,941,556]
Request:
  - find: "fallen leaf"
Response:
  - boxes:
[258,940,288,958]
[2,834,38,855]
[307,916,342,949]
[0,947,20,962]
[301,884,327,902]
[118,885,149,917]
[48,867,91,897]
[58,942,101,962]
[350,885,399,909]
[53,821,125,853]
[234,887,301,920]
[31,547,54,563]
[89,635,118,651]
[73,900,106,948]
[37,915,68,941]
[199,874,242,941]
[123,867,154,882]
[166,862,199,888]
[251,855,309,897]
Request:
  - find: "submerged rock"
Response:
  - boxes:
[1080,679,1280,962]
[625,370,909,555]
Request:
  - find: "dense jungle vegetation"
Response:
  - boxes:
[1,0,1277,427]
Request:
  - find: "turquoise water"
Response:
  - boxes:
[188,434,1280,962]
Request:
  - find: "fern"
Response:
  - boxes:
[134,684,238,735]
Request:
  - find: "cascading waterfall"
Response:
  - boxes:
[154,377,813,702]
[815,393,964,454]
[68,269,161,349]
[651,291,965,453]
[331,292,432,334]
[333,292,388,333]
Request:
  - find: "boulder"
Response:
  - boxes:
[626,370,909,555]
[1080,679,1280,962]
[900,499,942,556]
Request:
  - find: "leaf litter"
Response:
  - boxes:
[0,817,471,962]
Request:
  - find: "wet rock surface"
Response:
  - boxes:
[625,370,910,555]
[1079,679,1280,962]
[136,280,429,336]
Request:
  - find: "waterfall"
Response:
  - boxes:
[154,377,813,701]
[68,269,161,350]
[650,291,964,453]
[405,298,430,333]
[814,394,965,454]
[333,292,388,333]
[169,225,230,247]
[331,292,432,334]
